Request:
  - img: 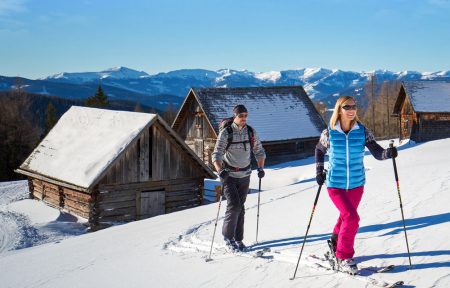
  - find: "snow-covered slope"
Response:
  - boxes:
[43,66,149,83]
[1,138,449,287]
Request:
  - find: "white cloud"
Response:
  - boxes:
[0,0,27,16]
[428,0,450,7]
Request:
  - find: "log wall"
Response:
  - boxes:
[30,178,93,220]
[411,113,450,142]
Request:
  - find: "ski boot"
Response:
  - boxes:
[330,233,338,253]
[224,237,239,252]
[235,241,247,252]
[337,258,359,275]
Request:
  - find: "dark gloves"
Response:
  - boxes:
[257,167,265,178]
[386,147,398,159]
[219,169,229,181]
[316,170,326,186]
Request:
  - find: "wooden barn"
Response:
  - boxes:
[171,86,326,166]
[393,81,450,142]
[15,106,216,226]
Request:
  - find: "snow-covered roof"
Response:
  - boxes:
[188,86,326,142]
[19,106,156,189]
[401,81,450,113]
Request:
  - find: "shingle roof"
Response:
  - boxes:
[401,81,450,113]
[190,86,326,142]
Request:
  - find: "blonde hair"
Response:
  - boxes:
[329,96,361,129]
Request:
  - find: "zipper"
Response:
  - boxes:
[346,132,350,190]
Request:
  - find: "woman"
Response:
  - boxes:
[315,96,397,275]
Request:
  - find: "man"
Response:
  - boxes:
[212,104,266,252]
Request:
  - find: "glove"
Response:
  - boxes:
[316,171,326,186]
[219,169,230,181]
[257,167,265,178]
[386,147,398,159]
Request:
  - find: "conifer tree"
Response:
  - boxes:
[85,84,109,108]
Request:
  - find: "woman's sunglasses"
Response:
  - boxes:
[341,104,357,110]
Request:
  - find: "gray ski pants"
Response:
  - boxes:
[222,175,250,242]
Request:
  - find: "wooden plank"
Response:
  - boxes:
[135,190,141,220]
[166,182,198,192]
[16,169,89,192]
[43,191,60,201]
[32,178,43,186]
[64,199,91,213]
[99,207,136,217]
[165,190,199,198]
[98,200,136,210]
[153,128,162,181]
[97,214,136,222]
[139,133,145,182]
[34,185,43,194]
[144,128,150,181]
[120,155,126,184]
[64,197,91,210]
[98,193,136,204]
[105,163,114,184]
[33,190,43,200]
[114,158,122,184]
[166,194,199,202]
[132,141,138,183]
[63,188,92,202]
[43,181,60,191]
[43,187,59,196]
[99,188,137,198]
[32,181,43,190]
[166,197,200,207]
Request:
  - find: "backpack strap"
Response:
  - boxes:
[247,125,255,150]
[225,125,233,151]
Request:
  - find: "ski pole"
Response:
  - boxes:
[205,183,224,262]
[256,177,261,243]
[389,141,413,269]
[290,183,323,280]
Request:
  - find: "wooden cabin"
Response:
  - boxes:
[16,106,216,226]
[393,81,450,142]
[172,86,326,166]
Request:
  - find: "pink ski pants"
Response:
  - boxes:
[328,186,364,260]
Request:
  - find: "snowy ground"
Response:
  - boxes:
[0,181,88,254]
[1,138,449,288]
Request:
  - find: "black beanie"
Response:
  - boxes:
[233,104,248,116]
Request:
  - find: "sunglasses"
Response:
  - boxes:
[341,104,357,111]
[237,113,248,118]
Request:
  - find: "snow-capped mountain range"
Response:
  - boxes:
[2,66,450,109]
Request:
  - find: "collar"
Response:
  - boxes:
[232,122,246,131]
[334,120,360,134]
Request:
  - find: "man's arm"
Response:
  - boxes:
[212,129,229,172]
[252,129,266,168]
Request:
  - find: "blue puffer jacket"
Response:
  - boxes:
[326,122,366,190]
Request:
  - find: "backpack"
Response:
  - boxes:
[218,117,255,151]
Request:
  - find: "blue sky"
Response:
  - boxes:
[1,0,450,79]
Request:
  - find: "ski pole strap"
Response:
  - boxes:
[223,161,251,172]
